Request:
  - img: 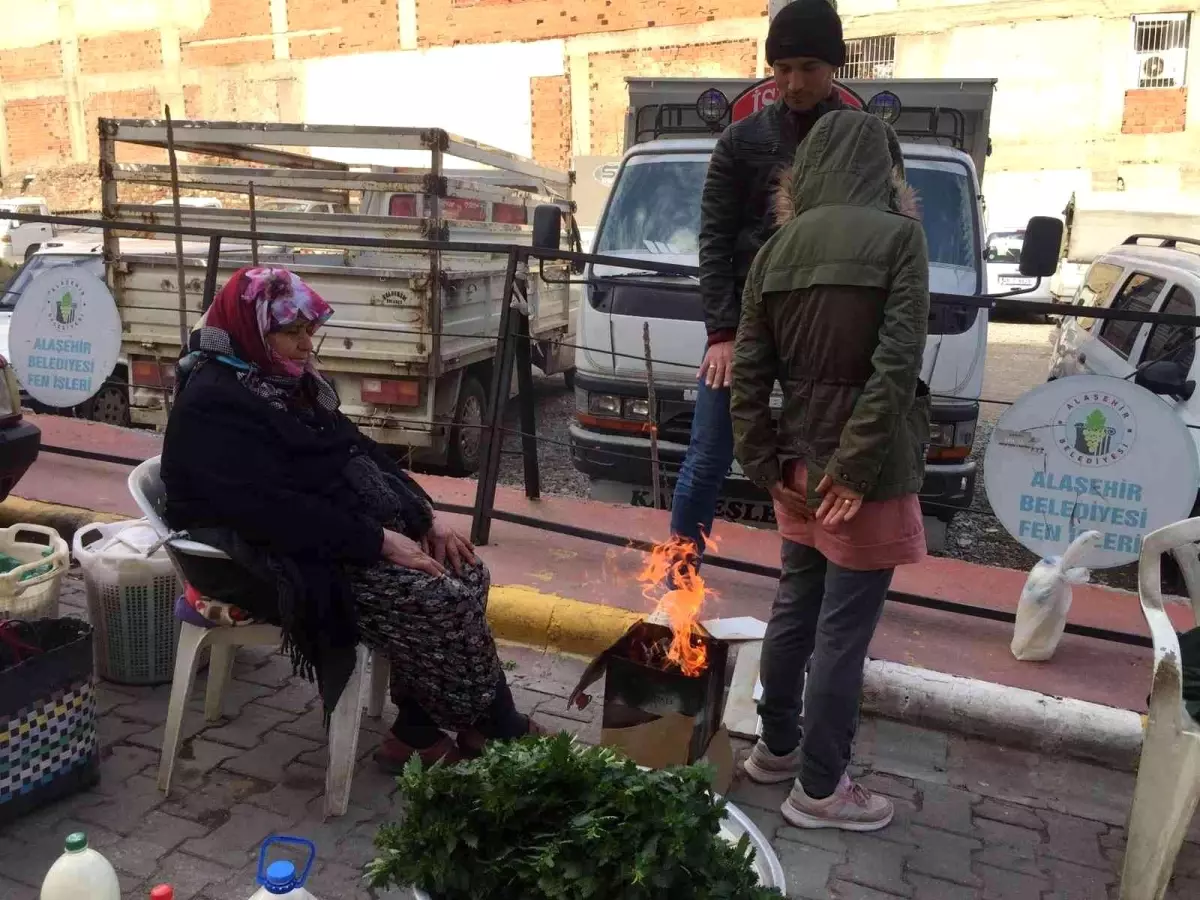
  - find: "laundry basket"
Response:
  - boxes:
[73,520,182,685]
[0,524,70,621]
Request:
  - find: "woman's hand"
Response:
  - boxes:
[422,519,478,575]
[381,529,445,577]
[815,475,864,527]
[769,482,811,520]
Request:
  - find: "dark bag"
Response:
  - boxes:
[0,618,99,824]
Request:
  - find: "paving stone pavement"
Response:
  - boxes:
[3,577,1198,899]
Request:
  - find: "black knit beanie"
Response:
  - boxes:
[766,0,845,68]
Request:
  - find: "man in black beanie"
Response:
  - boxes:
[669,0,849,560]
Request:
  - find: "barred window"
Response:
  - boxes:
[841,35,895,81]
[1132,13,1190,88]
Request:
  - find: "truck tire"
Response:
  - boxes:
[447,375,486,476]
[76,383,130,428]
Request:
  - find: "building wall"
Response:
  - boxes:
[0,0,1197,216]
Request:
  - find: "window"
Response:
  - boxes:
[595,157,709,255]
[1132,13,1190,88]
[1099,272,1166,358]
[388,194,417,217]
[841,35,896,80]
[1074,261,1123,329]
[1142,284,1197,371]
[906,160,978,275]
[986,231,1024,264]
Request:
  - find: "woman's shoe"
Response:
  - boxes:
[374,733,461,774]
[457,716,549,758]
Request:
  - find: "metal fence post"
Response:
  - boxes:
[201,236,223,313]
[471,249,520,545]
[513,260,541,501]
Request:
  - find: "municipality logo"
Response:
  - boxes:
[1053,391,1136,467]
[46,278,84,331]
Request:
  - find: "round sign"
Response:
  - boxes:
[984,375,1200,568]
[9,268,121,408]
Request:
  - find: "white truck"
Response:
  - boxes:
[569,75,1055,542]
[0,197,55,264]
[95,118,577,473]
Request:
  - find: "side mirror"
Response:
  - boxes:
[1135,360,1196,400]
[1018,215,1064,278]
[532,204,562,251]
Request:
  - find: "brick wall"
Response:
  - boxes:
[287,0,400,58]
[85,89,163,161]
[0,43,63,83]
[4,98,72,166]
[79,30,162,76]
[587,40,757,155]
[181,0,274,67]
[1121,88,1188,135]
[531,74,571,169]
[418,0,763,47]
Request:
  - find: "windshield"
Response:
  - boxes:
[0,254,101,312]
[987,231,1024,263]
[595,156,709,255]
[905,160,979,278]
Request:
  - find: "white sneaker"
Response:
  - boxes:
[742,740,803,784]
[781,773,894,832]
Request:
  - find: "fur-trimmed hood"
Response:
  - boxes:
[773,110,920,226]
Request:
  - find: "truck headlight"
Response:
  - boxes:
[588,394,621,416]
[623,398,650,420]
[928,420,976,462]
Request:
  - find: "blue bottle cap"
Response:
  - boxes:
[264,859,297,893]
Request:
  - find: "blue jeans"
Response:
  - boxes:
[669,380,735,555]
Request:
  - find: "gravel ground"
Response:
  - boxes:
[481,318,1147,590]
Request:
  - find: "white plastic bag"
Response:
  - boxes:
[1010,530,1101,661]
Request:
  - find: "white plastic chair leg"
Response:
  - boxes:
[367,650,389,719]
[157,622,212,795]
[1119,728,1200,899]
[325,645,369,817]
[204,643,236,722]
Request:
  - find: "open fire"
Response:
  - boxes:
[636,535,714,676]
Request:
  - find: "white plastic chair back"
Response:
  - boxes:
[1120,517,1200,900]
[127,456,230,560]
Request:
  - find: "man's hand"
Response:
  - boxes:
[697,341,734,389]
[382,529,445,577]
[815,475,864,527]
[770,482,812,520]
[422,519,478,575]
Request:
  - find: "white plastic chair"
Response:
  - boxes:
[128,456,388,817]
[1121,517,1200,900]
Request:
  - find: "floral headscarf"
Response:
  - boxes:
[205,266,333,377]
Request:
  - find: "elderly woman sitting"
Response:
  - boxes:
[161,266,539,770]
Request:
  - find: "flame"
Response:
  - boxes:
[637,536,713,676]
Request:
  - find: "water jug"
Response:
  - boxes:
[248,835,319,899]
[39,832,120,900]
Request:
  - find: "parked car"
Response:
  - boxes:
[986,226,1057,316]
[1049,234,1200,510]
[0,352,40,502]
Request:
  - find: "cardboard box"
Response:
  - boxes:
[568,620,734,792]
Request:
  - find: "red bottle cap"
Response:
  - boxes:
[150,886,174,900]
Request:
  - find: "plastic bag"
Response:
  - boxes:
[1011,530,1101,661]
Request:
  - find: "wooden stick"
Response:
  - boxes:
[248,180,259,267]
[164,106,188,350]
[643,322,662,510]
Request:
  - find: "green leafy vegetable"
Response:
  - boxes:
[366,734,780,900]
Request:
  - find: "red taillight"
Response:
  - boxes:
[442,197,486,222]
[389,194,418,217]
[492,202,528,225]
[361,377,420,407]
[132,360,175,389]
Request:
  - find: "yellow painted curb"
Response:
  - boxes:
[3,495,640,656]
[488,585,640,658]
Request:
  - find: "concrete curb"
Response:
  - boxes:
[3,494,1147,770]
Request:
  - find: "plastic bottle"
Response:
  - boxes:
[248,836,319,899]
[39,832,120,900]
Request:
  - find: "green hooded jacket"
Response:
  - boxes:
[731,109,931,504]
